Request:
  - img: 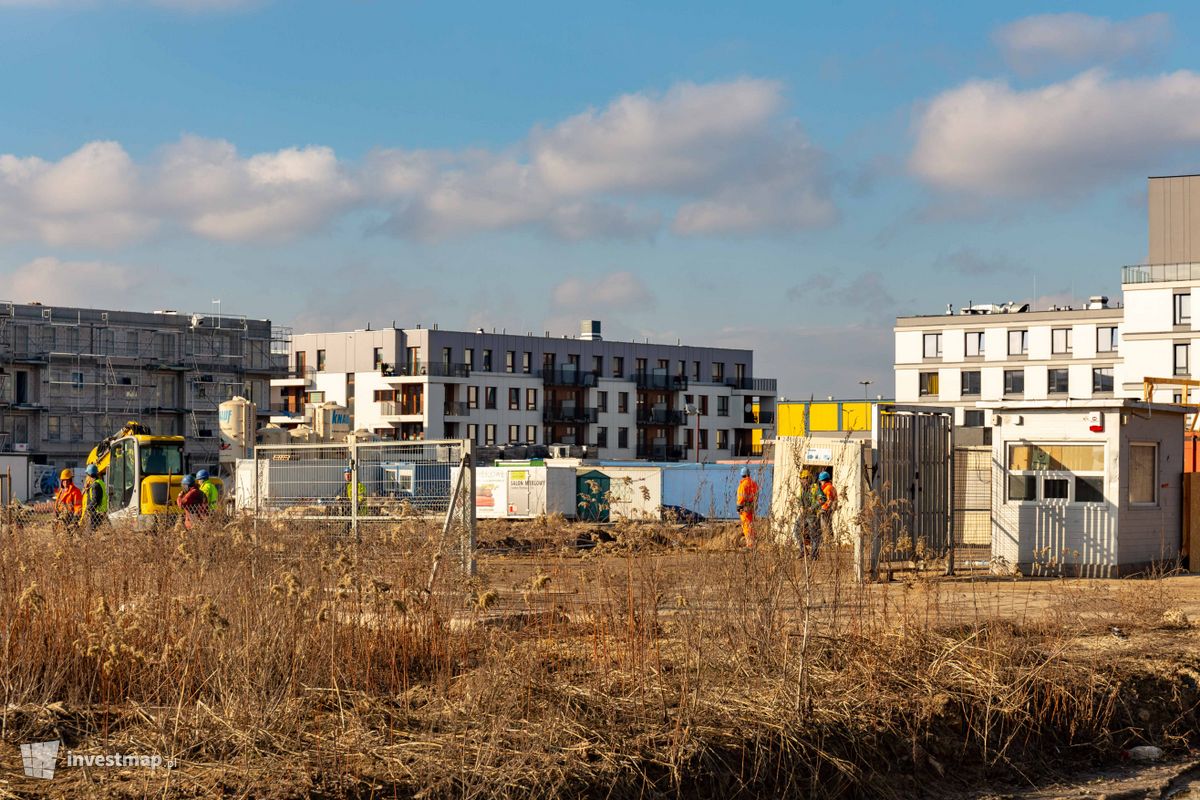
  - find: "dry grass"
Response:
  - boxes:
[0,514,1198,799]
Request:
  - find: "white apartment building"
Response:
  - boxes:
[271,320,776,462]
[896,174,1200,430]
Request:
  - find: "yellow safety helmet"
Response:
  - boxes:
[60,468,74,480]
[800,469,812,479]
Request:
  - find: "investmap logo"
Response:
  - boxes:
[18,739,175,779]
[20,740,59,779]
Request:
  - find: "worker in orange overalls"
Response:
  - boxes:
[53,468,83,529]
[736,467,760,548]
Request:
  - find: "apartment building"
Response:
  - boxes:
[271,320,777,461]
[896,174,1200,429]
[0,302,286,471]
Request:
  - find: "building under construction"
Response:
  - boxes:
[0,301,287,475]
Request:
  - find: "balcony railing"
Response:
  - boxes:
[271,367,316,384]
[732,443,765,458]
[725,377,778,392]
[636,408,686,425]
[379,401,423,416]
[636,444,686,461]
[543,405,599,424]
[383,362,471,378]
[634,372,688,390]
[1122,263,1200,285]
[443,401,470,416]
[540,368,599,387]
[743,409,775,424]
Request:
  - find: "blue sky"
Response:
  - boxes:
[1,1,1198,397]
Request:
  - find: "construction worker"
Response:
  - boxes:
[176,474,208,529]
[791,469,821,557]
[812,470,838,560]
[735,466,760,548]
[196,469,220,513]
[344,468,367,516]
[80,464,108,531]
[53,468,83,528]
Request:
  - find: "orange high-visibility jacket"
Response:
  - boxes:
[737,476,759,509]
[55,484,82,514]
[818,480,838,512]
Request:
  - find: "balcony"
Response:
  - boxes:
[270,367,315,388]
[379,400,424,418]
[1123,263,1200,285]
[636,408,686,426]
[636,444,686,461]
[743,409,775,425]
[382,362,471,378]
[732,442,765,458]
[725,377,778,392]
[543,405,599,424]
[443,401,470,417]
[634,372,688,391]
[539,367,599,387]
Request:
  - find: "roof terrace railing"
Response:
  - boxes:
[1122,263,1200,284]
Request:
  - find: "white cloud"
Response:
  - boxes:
[552,271,656,310]
[910,69,1200,200]
[994,13,1170,74]
[0,79,836,246]
[3,257,154,308]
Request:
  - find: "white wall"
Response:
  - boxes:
[1124,287,1173,334]
[895,330,924,364]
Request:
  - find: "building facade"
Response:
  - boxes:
[896,174,1200,428]
[0,302,285,472]
[271,320,776,461]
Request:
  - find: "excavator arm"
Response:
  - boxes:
[86,420,154,476]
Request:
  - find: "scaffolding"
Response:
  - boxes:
[1143,376,1200,431]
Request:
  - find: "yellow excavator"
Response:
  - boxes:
[86,421,221,524]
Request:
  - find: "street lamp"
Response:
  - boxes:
[859,380,872,401]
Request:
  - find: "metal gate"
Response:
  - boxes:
[870,405,954,571]
[953,446,992,562]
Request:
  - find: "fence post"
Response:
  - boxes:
[253,450,260,538]
[350,441,359,541]
[461,440,476,576]
[945,421,956,577]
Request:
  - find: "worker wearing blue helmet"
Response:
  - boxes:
[811,470,838,559]
[196,469,220,512]
[81,463,108,530]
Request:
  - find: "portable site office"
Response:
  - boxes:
[986,400,1184,577]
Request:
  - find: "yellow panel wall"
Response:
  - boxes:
[777,403,806,436]
[808,403,840,431]
[841,402,871,431]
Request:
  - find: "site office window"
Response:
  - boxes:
[922,333,942,359]
[1129,443,1158,505]
[1006,443,1105,504]
[965,332,984,357]
[1051,328,1072,355]
[1175,293,1192,327]
[919,371,939,397]
[1097,327,1119,353]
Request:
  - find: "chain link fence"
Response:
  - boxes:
[244,439,476,575]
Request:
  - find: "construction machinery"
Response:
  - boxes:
[86,421,221,524]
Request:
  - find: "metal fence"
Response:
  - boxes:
[249,439,476,574]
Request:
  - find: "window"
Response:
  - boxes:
[508,388,519,410]
[923,333,942,358]
[485,424,496,446]
[1130,444,1157,505]
[618,392,629,413]
[465,348,475,370]
[965,332,984,357]
[596,427,608,448]
[526,388,537,410]
[482,350,493,371]
[505,351,515,373]
[442,347,453,367]
[373,389,396,402]
[612,357,624,378]
[963,410,985,428]
[712,362,725,382]
[617,427,629,449]
[508,425,519,442]
[467,386,479,409]
[698,429,708,449]
[316,349,326,371]
[597,391,608,412]
[716,430,729,450]
[372,347,382,368]
[717,396,729,416]
[1176,293,1192,326]
[1051,328,1072,354]
[919,371,939,397]
[526,425,537,443]
[71,371,84,388]
[1008,330,1028,355]
[686,429,694,449]
[47,415,61,441]
[1176,343,1190,377]
[635,357,647,375]
[960,370,980,396]
[485,387,497,409]
[699,395,709,415]
[1007,444,1106,504]
[692,361,701,381]
[467,423,478,443]
[592,355,603,375]
[1097,327,1119,353]
[1003,369,1024,395]
[522,351,532,374]
[1093,367,1114,393]
[1048,368,1069,394]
